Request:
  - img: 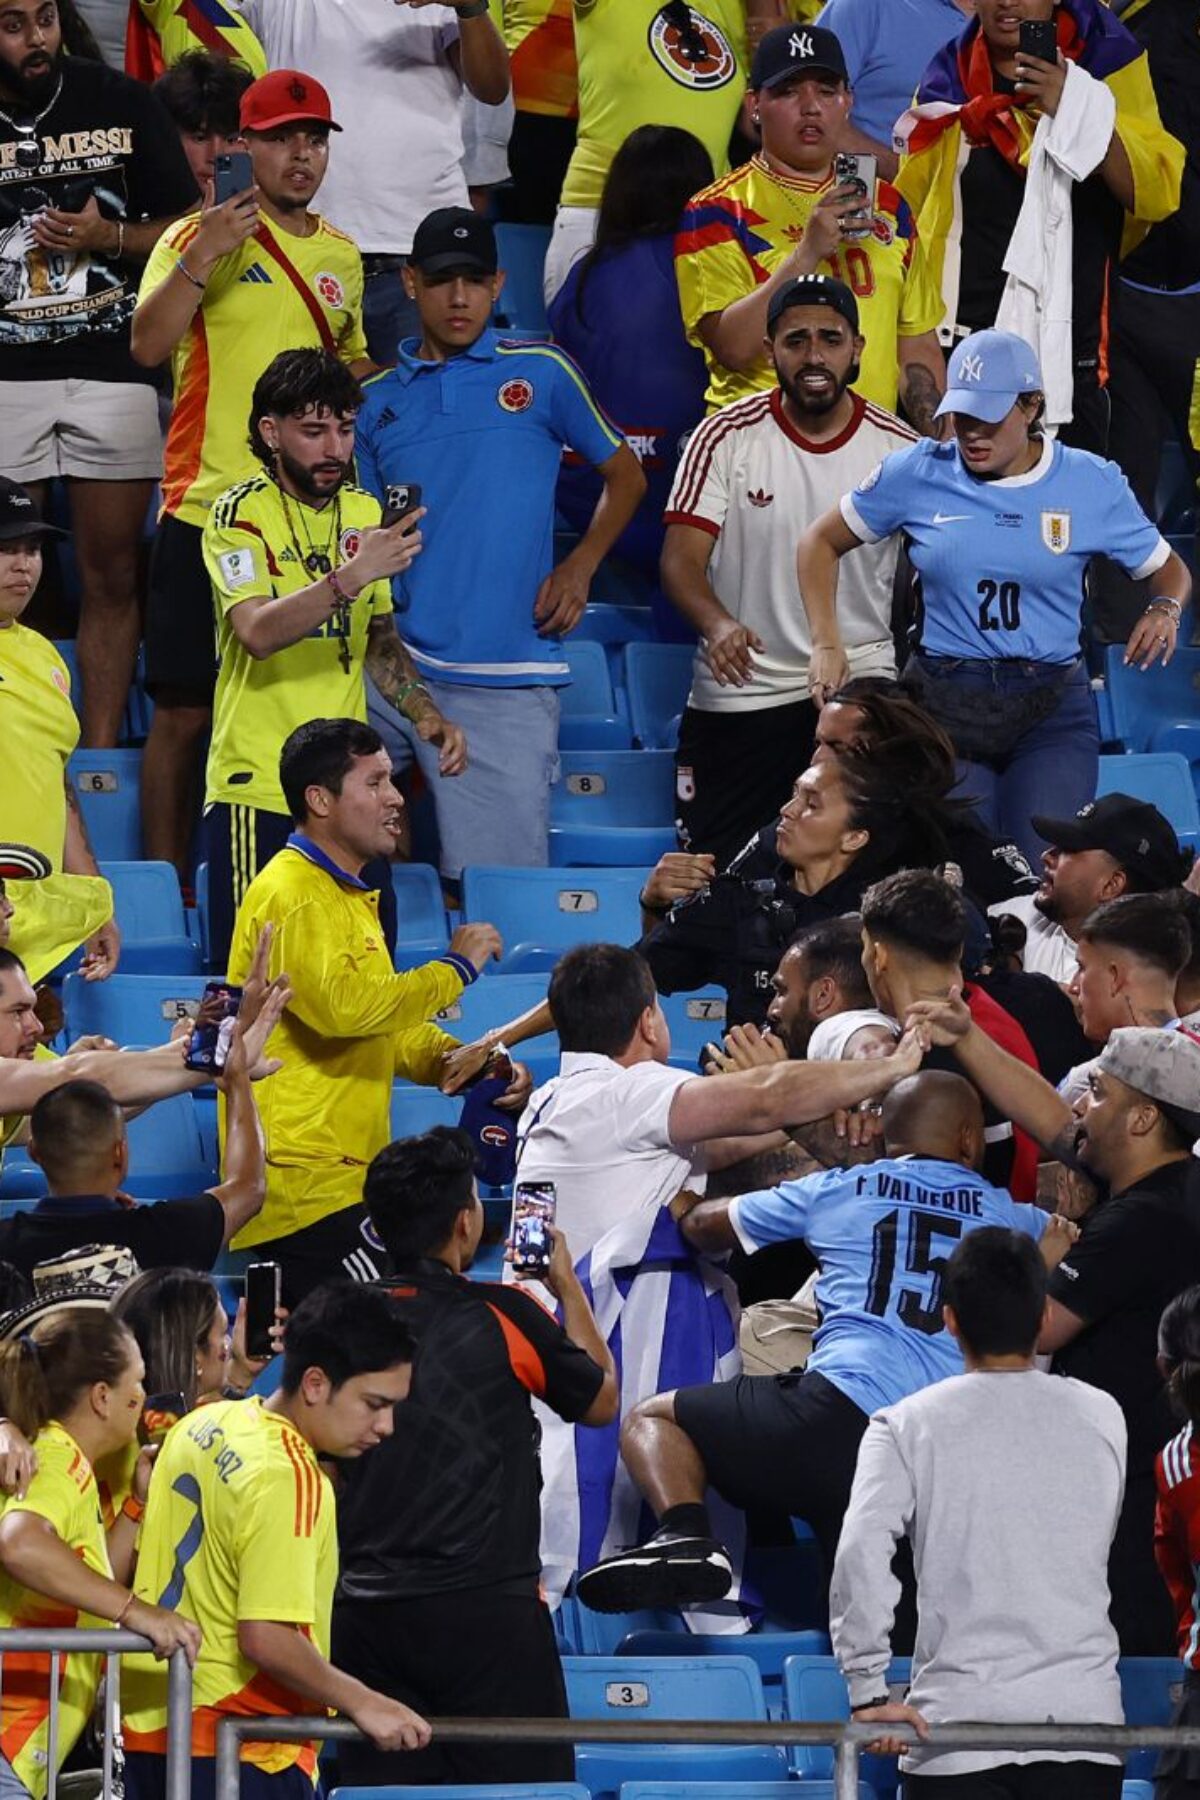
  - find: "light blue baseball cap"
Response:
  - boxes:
[934,328,1044,423]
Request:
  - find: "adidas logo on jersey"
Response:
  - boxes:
[747,488,774,507]
[238,263,273,285]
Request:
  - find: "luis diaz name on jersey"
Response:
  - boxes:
[647,6,737,90]
[1041,511,1071,555]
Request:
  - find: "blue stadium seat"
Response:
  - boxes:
[0,1143,46,1204]
[1123,1785,1156,1800]
[783,1654,912,1795]
[549,750,676,867]
[389,1084,461,1140]
[619,1784,872,1800]
[124,1092,214,1198]
[460,866,648,974]
[62,972,209,1047]
[1155,437,1197,534]
[99,861,200,974]
[550,826,677,868]
[619,1630,831,1721]
[1099,643,1200,754]
[660,988,728,1073]
[391,862,450,969]
[624,644,694,749]
[493,221,551,335]
[560,640,630,752]
[557,1594,690,1659]
[68,749,143,861]
[1095,752,1200,839]
[562,1654,786,1800]
[331,1788,587,1800]
[1118,1657,1181,1780]
[434,973,558,1087]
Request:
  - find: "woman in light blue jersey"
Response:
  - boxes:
[796,328,1192,861]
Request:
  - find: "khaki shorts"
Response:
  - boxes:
[0,377,162,482]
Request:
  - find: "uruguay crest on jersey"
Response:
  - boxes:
[1041,510,1071,555]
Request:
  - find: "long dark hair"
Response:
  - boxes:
[573,124,714,324]
[1160,1286,1200,1423]
[112,1268,223,1410]
[834,746,954,879]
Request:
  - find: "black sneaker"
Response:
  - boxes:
[575,1527,733,1613]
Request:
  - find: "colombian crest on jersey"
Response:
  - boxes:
[647,6,737,90]
[498,378,535,413]
[1041,510,1071,555]
[339,528,362,560]
[316,271,345,309]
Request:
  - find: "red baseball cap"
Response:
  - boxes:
[240,69,342,134]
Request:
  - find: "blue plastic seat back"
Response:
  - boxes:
[1095,752,1200,837]
[624,643,695,750]
[562,640,619,718]
[460,866,649,974]
[617,1783,871,1800]
[551,751,675,829]
[660,988,728,1073]
[618,1630,831,1722]
[1119,1657,1182,1779]
[390,862,449,952]
[68,749,143,861]
[100,860,187,940]
[783,1654,911,1793]
[575,1747,788,1800]
[330,1786,588,1800]
[434,973,558,1075]
[493,222,551,334]
[1101,644,1200,754]
[62,972,210,1048]
[389,1084,461,1141]
[1123,1784,1156,1799]
[124,1092,212,1197]
[549,826,677,869]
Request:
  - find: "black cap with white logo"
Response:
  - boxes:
[0,477,66,544]
[409,207,498,278]
[750,22,849,90]
[1031,792,1193,890]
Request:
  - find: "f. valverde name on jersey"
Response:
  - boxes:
[864,1167,986,1216]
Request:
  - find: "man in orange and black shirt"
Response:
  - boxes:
[333,1125,617,1789]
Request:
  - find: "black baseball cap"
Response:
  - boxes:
[0,477,66,544]
[1031,792,1191,889]
[410,207,498,278]
[750,23,849,90]
[767,273,859,335]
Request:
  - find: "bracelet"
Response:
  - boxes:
[1145,598,1182,621]
[327,565,354,608]
[395,677,432,716]
[121,1493,146,1525]
[638,888,670,917]
[854,1695,892,1713]
[112,1590,136,1627]
[455,0,489,14]
[175,255,206,291]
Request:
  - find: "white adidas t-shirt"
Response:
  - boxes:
[665,388,916,713]
[235,0,468,252]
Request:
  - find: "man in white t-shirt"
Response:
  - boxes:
[661,274,916,867]
[988,792,1192,985]
[231,0,509,362]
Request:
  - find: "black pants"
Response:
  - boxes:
[254,1202,384,1309]
[331,1588,573,1787]
[905,1761,1123,1799]
[675,697,817,869]
[1155,1664,1200,1798]
[202,800,398,972]
[1109,1468,1176,1656]
[497,112,577,226]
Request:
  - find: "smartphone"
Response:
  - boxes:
[183,982,242,1075]
[383,482,422,534]
[833,151,877,241]
[213,149,254,205]
[245,1262,282,1359]
[511,1181,556,1279]
[1018,17,1058,63]
[138,1391,186,1448]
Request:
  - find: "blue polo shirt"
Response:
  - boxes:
[355,330,624,688]
[817,0,970,146]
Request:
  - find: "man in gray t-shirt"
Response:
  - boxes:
[831,1226,1126,1799]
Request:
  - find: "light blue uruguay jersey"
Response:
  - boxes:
[841,436,1170,664]
[355,329,623,687]
[729,1156,1048,1415]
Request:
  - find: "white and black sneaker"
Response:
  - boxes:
[575,1527,734,1613]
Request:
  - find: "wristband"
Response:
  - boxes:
[328,566,353,608]
[638,888,670,917]
[112,1590,136,1626]
[395,678,432,718]
[121,1493,146,1525]
[175,255,206,291]
[455,0,489,14]
[854,1695,892,1714]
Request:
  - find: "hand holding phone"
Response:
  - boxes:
[213,150,255,207]
[383,483,423,534]
[511,1182,556,1279]
[185,983,242,1075]
[245,1262,283,1360]
[833,151,877,241]
[1017,17,1058,64]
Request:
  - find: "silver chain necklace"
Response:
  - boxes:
[0,72,64,170]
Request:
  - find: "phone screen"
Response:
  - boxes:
[833,151,877,240]
[1018,18,1058,63]
[184,983,242,1075]
[213,150,254,206]
[245,1262,282,1359]
[512,1182,556,1278]
[383,483,422,533]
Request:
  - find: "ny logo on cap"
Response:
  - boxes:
[289,78,307,102]
[453,226,468,238]
[789,29,813,57]
[959,352,984,383]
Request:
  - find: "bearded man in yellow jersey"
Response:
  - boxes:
[224,718,527,1304]
[675,24,947,428]
[200,347,466,970]
[123,1284,430,1800]
[132,69,372,883]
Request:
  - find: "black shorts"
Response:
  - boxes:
[673,1367,868,1566]
[144,512,217,702]
[676,698,817,868]
[904,1762,1123,1800]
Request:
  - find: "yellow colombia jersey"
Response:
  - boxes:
[225,844,465,1247]
[7,873,113,987]
[676,156,945,413]
[0,1422,110,1800]
[561,0,748,209]
[123,1398,335,1774]
[203,477,392,816]
[0,622,78,869]
[129,0,266,78]
[140,215,367,530]
[493,0,577,117]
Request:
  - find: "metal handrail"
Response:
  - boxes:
[0,1631,192,1800]
[213,1710,1200,1800]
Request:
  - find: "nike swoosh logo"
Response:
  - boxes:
[931,512,970,524]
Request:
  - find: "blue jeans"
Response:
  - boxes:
[0,1755,32,1800]
[125,1754,316,1800]
[361,256,422,367]
[903,655,1099,866]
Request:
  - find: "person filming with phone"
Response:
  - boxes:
[675,23,947,433]
[131,68,375,886]
[199,347,466,968]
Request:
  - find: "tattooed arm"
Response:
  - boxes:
[899,332,947,439]
[62,773,121,980]
[365,617,467,777]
